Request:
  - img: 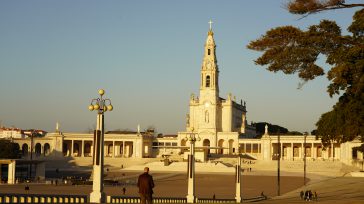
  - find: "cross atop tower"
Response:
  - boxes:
[208,20,213,30]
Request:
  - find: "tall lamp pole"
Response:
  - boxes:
[29,131,34,179]
[277,130,281,196]
[304,132,307,186]
[235,154,242,203]
[88,89,113,203]
[186,128,200,203]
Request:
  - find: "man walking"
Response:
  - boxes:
[137,167,155,204]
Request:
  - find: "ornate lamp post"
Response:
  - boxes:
[235,154,242,203]
[88,89,113,203]
[185,128,200,203]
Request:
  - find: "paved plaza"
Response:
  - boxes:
[1,158,364,203]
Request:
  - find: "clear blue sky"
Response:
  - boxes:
[0,1,359,134]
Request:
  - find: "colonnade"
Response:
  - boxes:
[272,142,339,161]
[63,140,135,158]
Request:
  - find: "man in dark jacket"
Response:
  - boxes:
[137,167,155,204]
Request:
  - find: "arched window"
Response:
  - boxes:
[208,49,211,55]
[203,139,210,155]
[22,144,28,156]
[44,143,51,156]
[35,143,41,156]
[206,75,210,87]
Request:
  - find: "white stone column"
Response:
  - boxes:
[235,155,242,203]
[122,142,125,157]
[81,140,85,157]
[280,143,283,160]
[90,114,106,203]
[112,141,115,158]
[291,143,293,160]
[8,160,16,184]
[133,141,137,158]
[91,144,94,157]
[311,143,314,159]
[71,140,74,157]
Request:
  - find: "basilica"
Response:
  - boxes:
[6,26,363,169]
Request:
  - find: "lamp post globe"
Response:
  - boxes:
[98,89,105,96]
[88,105,94,111]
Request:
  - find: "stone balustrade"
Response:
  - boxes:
[0,193,266,203]
[0,193,87,204]
[107,196,187,203]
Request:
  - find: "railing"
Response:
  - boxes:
[0,194,267,204]
[107,196,267,203]
[197,198,236,203]
[0,193,87,204]
[107,196,187,203]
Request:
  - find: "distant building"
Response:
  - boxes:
[0,127,25,139]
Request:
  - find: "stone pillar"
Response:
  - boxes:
[123,142,125,157]
[311,143,314,159]
[133,141,137,158]
[290,143,293,160]
[71,140,74,157]
[90,114,106,203]
[112,141,115,158]
[280,143,283,160]
[35,162,45,181]
[235,155,242,203]
[8,160,16,184]
[260,137,271,161]
[81,140,85,157]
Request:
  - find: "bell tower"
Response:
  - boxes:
[199,21,219,132]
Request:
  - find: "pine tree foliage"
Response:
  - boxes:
[248,5,364,146]
[287,0,364,15]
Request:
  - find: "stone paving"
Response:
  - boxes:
[1,158,364,203]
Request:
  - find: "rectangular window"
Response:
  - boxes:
[208,49,211,55]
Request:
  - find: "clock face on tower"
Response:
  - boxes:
[204,101,210,108]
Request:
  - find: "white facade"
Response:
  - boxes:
[0,128,25,139]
